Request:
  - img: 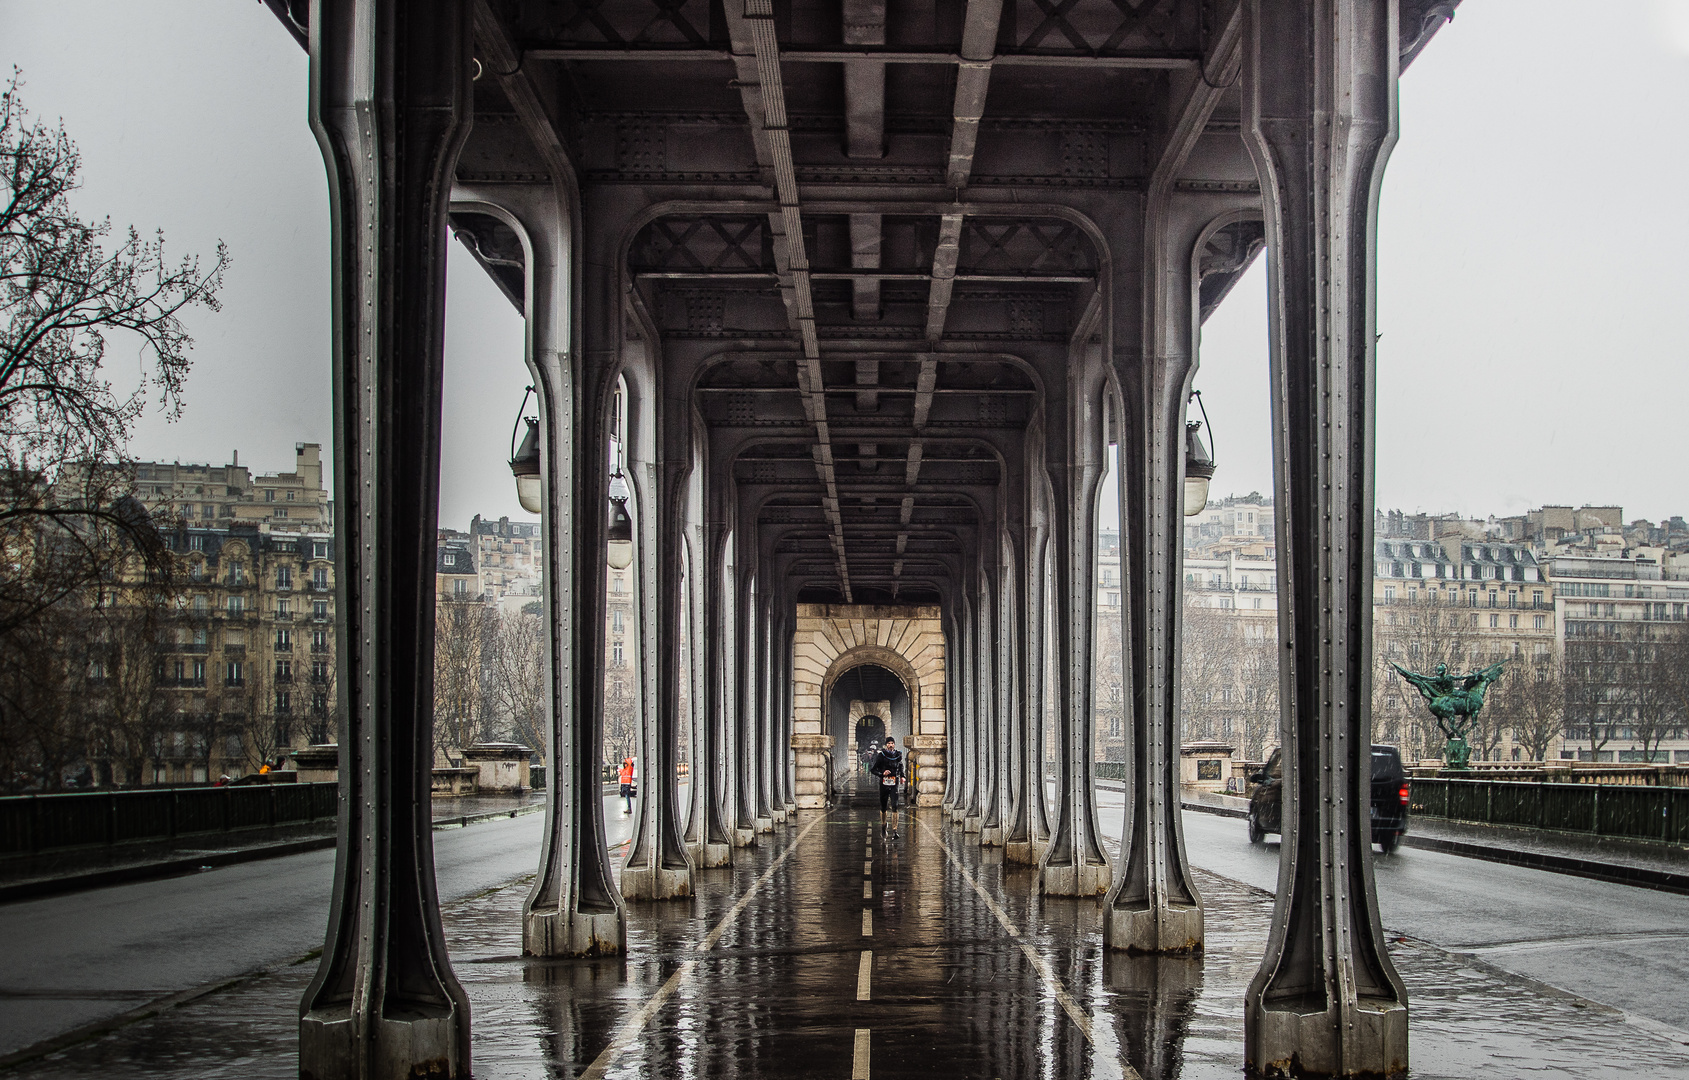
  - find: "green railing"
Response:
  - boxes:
[0,782,340,857]
[1411,778,1689,845]
[1095,761,1127,781]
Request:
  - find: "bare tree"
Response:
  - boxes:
[1488,653,1563,763]
[1563,637,1623,759]
[434,598,494,758]
[0,73,225,635]
[1626,628,1679,763]
[486,608,546,753]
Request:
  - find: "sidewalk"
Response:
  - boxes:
[6,793,1685,1078]
[0,793,547,904]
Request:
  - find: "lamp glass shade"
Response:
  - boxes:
[1183,475,1211,517]
[606,497,635,570]
[515,474,543,514]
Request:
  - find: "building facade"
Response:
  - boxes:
[131,444,331,532]
[1549,555,1689,763]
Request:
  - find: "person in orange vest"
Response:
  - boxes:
[619,757,636,814]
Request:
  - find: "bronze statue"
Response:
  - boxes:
[1390,660,1505,770]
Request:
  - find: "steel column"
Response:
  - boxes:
[1241,0,1408,1074]
[299,1,474,1074]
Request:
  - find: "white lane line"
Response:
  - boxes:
[856,950,872,1001]
[862,909,872,937]
[578,811,830,1080]
[917,817,1139,1078]
[863,860,873,877]
[852,1028,871,1079]
[862,880,873,900]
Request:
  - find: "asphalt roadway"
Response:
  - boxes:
[1093,785,1689,1037]
[0,788,634,1060]
[4,783,1687,1064]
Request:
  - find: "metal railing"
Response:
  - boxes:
[0,782,339,857]
[1410,777,1689,844]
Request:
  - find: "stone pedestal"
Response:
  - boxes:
[792,732,835,809]
[904,734,947,805]
[462,742,534,793]
[1179,741,1234,794]
[289,745,340,785]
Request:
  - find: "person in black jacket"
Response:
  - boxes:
[869,737,905,839]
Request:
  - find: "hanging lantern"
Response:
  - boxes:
[605,489,634,570]
[1184,391,1216,518]
[509,417,542,514]
[508,387,543,514]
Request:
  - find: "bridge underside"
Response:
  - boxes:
[273,0,1458,1076]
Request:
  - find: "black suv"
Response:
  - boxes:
[1246,744,1411,853]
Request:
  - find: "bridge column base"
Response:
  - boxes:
[979,825,1004,846]
[1247,997,1408,1079]
[732,827,756,847]
[523,908,625,957]
[621,866,693,901]
[769,808,788,825]
[1005,838,1046,865]
[300,1010,465,1080]
[1104,901,1203,954]
[1040,861,1111,896]
[963,815,981,834]
[688,840,733,867]
[754,816,774,833]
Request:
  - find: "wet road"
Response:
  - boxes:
[0,791,630,1059]
[1090,785,1689,1034]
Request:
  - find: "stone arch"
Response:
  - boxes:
[823,644,920,709]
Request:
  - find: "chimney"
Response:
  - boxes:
[232,450,239,466]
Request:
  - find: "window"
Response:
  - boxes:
[1252,598,1262,610]
[1384,586,1396,603]
[220,505,233,517]
[265,489,275,502]
[287,491,296,502]
[192,595,207,614]
[612,610,624,633]
[228,595,245,615]
[612,574,626,595]
[276,566,292,589]
[190,561,204,582]
[1102,569,1113,586]
[1509,614,1519,629]
[172,660,186,683]
[189,534,204,552]
[452,579,467,598]
[276,659,292,679]
[225,661,244,686]
[444,552,456,567]
[277,629,292,650]
[1489,613,1499,628]
[274,508,288,519]
[192,660,206,685]
[276,691,291,711]
[312,567,329,591]
[313,541,328,559]
[1533,615,1545,630]
[203,504,214,518]
[312,692,327,713]
[612,640,624,666]
[312,630,329,652]
[229,560,244,586]
[277,598,291,618]
[1488,590,1498,608]
[313,600,330,620]
[311,660,330,683]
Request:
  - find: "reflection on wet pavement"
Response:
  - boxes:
[11,784,1689,1078]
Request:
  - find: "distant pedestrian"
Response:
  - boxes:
[869,737,904,839]
[619,757,636,814]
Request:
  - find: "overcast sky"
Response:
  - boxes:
[5,0,1687,531]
